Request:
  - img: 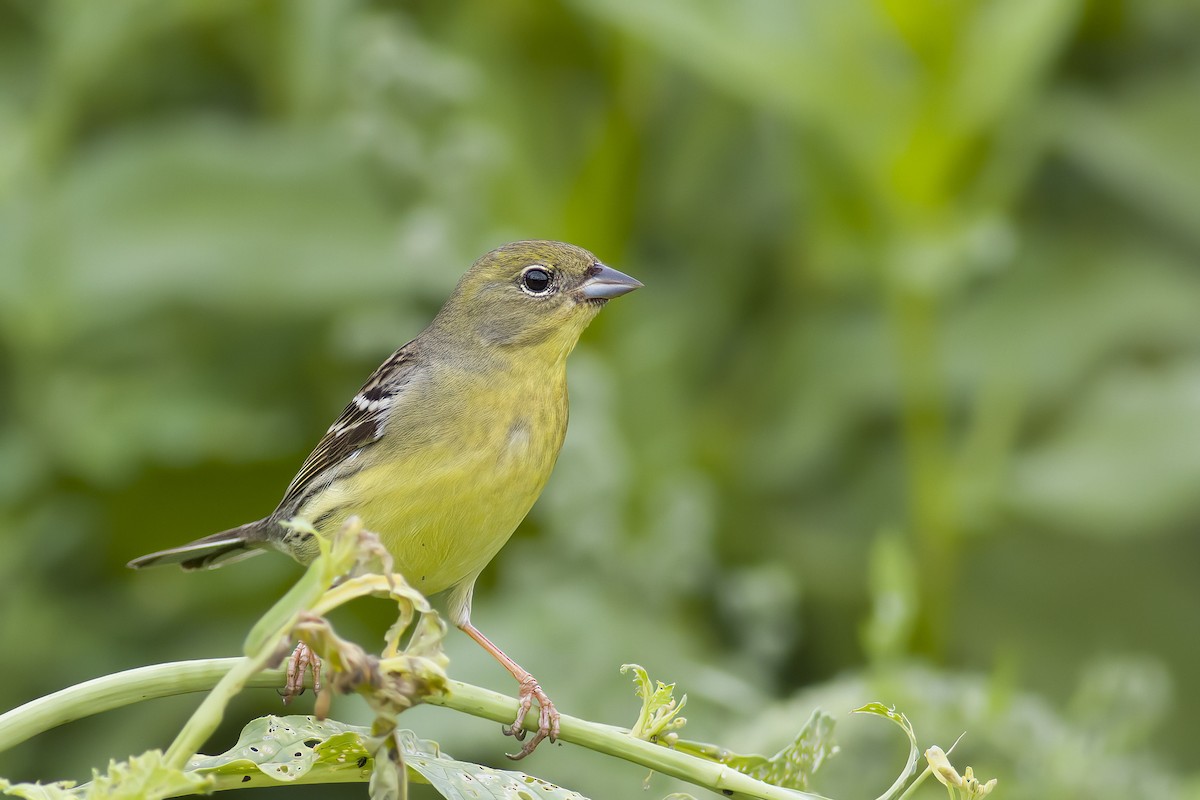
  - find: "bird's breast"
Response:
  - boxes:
[302,364,568,596]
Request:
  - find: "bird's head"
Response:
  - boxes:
[432,240,641,360]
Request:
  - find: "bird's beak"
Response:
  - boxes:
[579,263,643,300]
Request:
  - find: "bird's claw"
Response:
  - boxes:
[502,676,559,760]
[279,641,322,705]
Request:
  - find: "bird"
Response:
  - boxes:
[128,240,641,758]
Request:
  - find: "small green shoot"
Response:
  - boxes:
[622,664,688,741]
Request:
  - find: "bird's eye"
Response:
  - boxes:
[520,266,553,296]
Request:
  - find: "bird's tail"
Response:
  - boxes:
[127,521,270,571]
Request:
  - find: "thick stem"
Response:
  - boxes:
[0,660,262,755]
[886,280,957,659]
[0,659,824,800]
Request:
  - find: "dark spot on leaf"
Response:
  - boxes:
[241,776,251,783]
[723,791,733,796]
[357,756,368,768]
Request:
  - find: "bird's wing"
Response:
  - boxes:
[276,343,421,513]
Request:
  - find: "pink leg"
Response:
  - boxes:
[459,622,560,760]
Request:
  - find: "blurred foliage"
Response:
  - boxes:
[2,0,1200,797]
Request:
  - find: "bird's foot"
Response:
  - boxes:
[502,675,560,760]
[279,641,322,704]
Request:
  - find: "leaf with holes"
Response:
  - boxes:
[404,751,591,800]
[672,709,837,792]
[186,715,379,782]
[183,714,590,799]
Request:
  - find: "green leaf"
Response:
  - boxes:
[185,714,590,799]
[405,750,591,800]
[2,750,213,800]
[570,0,906,171]
[84,751,213,800]
[851,703,918,800]
[1006,360,1200,536]
[672,709,837,793]
[948,0,1081,136]
[0,780,76,800]
[724,709,837,791]
[187,714,373,782]
[1055,72,1200,250]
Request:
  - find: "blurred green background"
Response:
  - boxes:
[3,1,1199,797]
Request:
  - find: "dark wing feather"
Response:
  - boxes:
[276,343,421,513]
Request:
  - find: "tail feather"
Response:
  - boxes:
[127,522,269,571]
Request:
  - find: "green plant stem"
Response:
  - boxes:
[886,279,956,660]
[425,681,823,800]
[0,658,823,800]
[164,549,336,771]
[894,766,934,800]
[0,660,260,755]
[161,657,271,770]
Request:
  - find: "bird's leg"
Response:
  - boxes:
[459,622,559,760]
[280,641,322,704]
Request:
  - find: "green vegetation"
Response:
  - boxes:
[0,522,948,799]
[2,1,1198,797]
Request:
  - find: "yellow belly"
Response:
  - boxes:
[299,374,567,596]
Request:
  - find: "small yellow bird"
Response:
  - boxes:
[128,240,641,758]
